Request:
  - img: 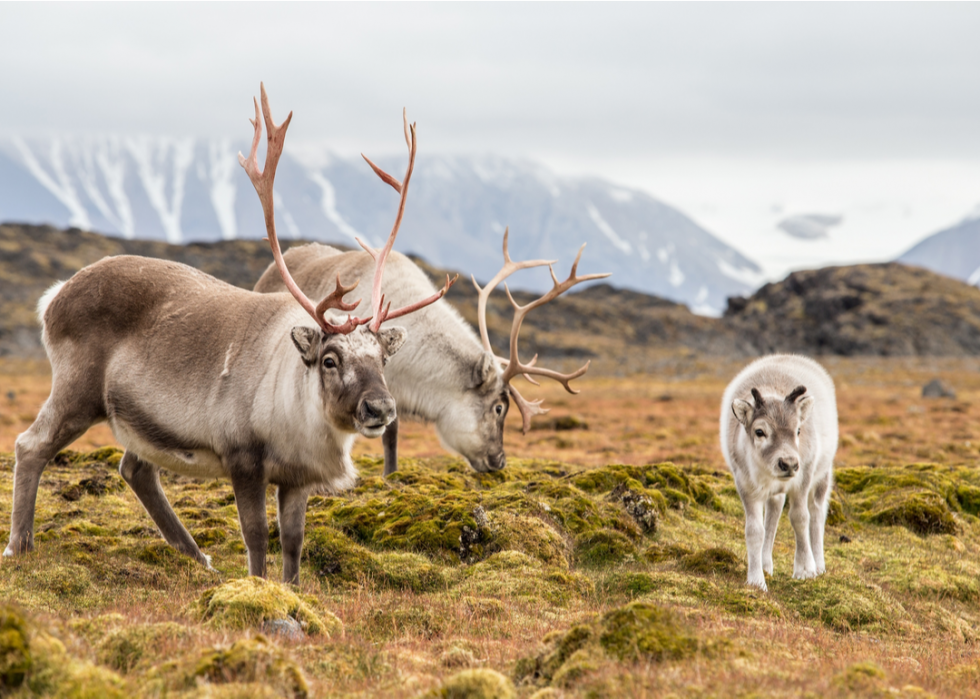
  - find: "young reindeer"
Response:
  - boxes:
[255,226,609,475]
[720,354,839,592]
[3,84,452,584]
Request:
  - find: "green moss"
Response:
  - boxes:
[302,527,381,583]
[677,547,740,576]
[22,629,129,698]
[574,529,637,567]
[0,604,31,689]
[457,551,593,606]
[484,511,570,569]
[867,493,959,536]
[775,574,904,633]
[832,661,887,693]
[192,636,309,698]
[425,668,516,699]
[599,572,657,597]
[97,622,190,673]
[363,603,445,641]
[569,462,721,511]
[191,577,341,637]
[598,602,699,662]
[375,551,453,592]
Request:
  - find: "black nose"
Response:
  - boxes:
[359,396,395,425]
[488,453,506,471]
[778,458,798,474]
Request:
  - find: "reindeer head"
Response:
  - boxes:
[240,84,454,439]
[732,385,815,480]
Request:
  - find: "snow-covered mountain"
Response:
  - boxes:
[897,205,980,286]
[0,135,763,314]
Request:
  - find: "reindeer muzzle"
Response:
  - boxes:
[777,457,800,478]
[356,394,396,437]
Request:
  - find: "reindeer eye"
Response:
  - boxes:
[797,428,801,436]
[494,404,504,416]
[755,429,765,438]
[323,356,337,369]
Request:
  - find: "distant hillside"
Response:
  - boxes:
[724,263,980,356]
[0,137,763,314]
[898,214,980,285]
[0,223,739,369]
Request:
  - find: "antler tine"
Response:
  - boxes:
[499,242,609,390]
[508,384,550,435]
[239,83,368,335]
[471,227,556,354]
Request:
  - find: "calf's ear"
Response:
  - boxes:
[291,327,320,366]
[797,395,815,424]
[377,326,408,362]
[732,399,753,426]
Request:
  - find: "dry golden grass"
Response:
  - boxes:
[3,354,980,698]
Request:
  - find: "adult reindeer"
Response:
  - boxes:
[256,225,609,475]
[3,84,453,584]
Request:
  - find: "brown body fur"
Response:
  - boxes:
[5,255,404,584]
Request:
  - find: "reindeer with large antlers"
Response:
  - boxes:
[3,84,450,584]
[257,208,609,474]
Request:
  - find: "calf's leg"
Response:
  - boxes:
[761,493,785,575]
[788,490,817,579]
[742,497,767,591]
[809,470,832,575]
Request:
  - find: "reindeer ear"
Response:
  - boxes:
[291,327,320,366]
[377,326,407,362]
[797,395,815,424]
[474,352,498,388]
[732,399,754,426]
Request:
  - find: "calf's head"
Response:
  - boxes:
[292,325,406,438]
[732,385,814,480]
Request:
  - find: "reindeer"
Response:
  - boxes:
[255,227,609,475]
[720,354,839,591]
[3,85,453,584]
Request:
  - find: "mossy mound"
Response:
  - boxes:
[191,636,309,698]
[515,601,704,688]
[0,604,32,689]
[835,463,980,535]
[457,551,593,606]
[677,547,741,576]
[775,574,906,633]
[97,622,192,673]
[571,462,720,511]
[191,577,341,637]
[425,668,516,699]
[573,528,638,567]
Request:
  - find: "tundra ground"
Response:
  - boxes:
[2,355,980,697]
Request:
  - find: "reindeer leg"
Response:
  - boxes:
[809,471,832,575]
[762,493,785,575]
[119,451,213,569]
[228,450,269,578]
[382,416,399,477]
[276,484,311,585]
[788,490,817,579]
[5,399,98,557]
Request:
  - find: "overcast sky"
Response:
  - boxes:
[2,2,979,277]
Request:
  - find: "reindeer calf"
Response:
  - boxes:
[720,354,838,591]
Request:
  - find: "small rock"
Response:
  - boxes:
[839,535,852,544]
[609,483,657,533]
[259,617,305,641]
[922,379,955,399]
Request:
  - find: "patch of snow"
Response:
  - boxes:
[586,202,632,255]
[690,286,720,317]
[273,191,301,239]
[94,138,134,238]
[208,139,238,241]
[125,136,194,244]
[637,243,651,262]
[72,138,130,237]
[668,259,685,288]
[308,171,370,246]
[13,137,90,229]
[968,265,980,286]
[609,187,633,203]
[717,258,766,288]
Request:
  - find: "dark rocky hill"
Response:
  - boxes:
[5,224,980,365]
[724,263,980,356]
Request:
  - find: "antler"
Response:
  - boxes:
[475,231,611,434]
[357,109,458,333]
[239,83,370,335]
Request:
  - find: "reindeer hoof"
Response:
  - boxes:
[746,576,768,593]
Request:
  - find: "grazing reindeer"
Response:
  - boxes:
[720,354,839,591]
[256,229,609,475]
[3,84,452,584]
